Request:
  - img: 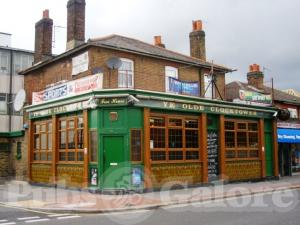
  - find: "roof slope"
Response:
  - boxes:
[21,34,232,75]
[226,81,300,105]
[89,34,231,71]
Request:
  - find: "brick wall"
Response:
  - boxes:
[24,46,204,105]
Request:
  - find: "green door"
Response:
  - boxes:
[103,136,128,189]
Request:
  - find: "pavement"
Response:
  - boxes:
[0,175,300,214]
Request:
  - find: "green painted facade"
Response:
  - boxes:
[26,89,278,190]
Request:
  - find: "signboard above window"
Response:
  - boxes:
[32,74,103,105]
[72,52,89,76]
[168,77,199,97]
[233,90,272,106]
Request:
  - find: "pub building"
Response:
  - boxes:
[21,0,279,191]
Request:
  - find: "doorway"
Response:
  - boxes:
[278,143,292,176]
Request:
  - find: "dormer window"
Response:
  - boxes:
[118,58,134,88]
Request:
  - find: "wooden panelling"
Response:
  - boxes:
[225,160,261,181]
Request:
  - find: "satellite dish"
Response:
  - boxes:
[106,57,122,70]
[13,89,26,112]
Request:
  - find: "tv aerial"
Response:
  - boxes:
[106,57,122,70]
[13,89,26,112]
[203,61,223,100]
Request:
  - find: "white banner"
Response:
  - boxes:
[72,52,89,75]
[32,74,103,105]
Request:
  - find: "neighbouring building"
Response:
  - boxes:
[20,1,278,191]
[0,32,34,180]
[283,89,300,98]
[226,64,300,177]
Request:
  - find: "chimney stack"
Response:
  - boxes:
[66,0,86,50]
[154,36,165,48]
[189,20,206,61]
[34,9,53,63]
[247,64,264,89]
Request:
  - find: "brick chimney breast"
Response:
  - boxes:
[66,0,86,50]
[189,20,206,61]
[34,9,53,63]
[247,64,264,89]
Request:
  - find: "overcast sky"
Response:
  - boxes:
[1,0,300,91]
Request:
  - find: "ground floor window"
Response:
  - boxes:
[33,120,52,161]
[58,115,84,162]
[292,143,300,173]
[224,120,259,159]
[150,114,200,162]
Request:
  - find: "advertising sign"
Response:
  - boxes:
[238,90,272,106]
[72,51,89,75]
[169,77,199,96]
[32,74,103,105]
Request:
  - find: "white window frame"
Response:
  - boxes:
[0,93,7,114]
[118,58,134,88]
[165,66,178,92]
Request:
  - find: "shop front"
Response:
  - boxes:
[26,86,278,191]
[278,127,300,176]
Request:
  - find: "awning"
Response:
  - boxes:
[278,128,300,143]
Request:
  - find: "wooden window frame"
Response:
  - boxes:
[58,115,84,164]
[149,113,201,164]
[130,129,143,163]
[33,119,52,163]
[224,119,260,161]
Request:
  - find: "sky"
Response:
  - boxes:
[1,0,300,91]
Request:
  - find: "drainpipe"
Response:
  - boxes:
[8,49,13,132]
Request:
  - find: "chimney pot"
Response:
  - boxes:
[249,65,253,72]
[193,20,202,31]
[154,35,165,48]
[43,9,49,19]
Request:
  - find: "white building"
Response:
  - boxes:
[0,32,34,132]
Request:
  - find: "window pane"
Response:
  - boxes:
[47,152,52,161]
[226,150,236,158]
[35,124,40,133]
[48,122,52,132]
[248,123,258,131]
[169,151,183,160]
[186,151,199,160]
[150,117,165,127]
[131,130,142,161]
[237,123,247,130]
[59,152,66,161]
[237,150,248,158]
[41,124,46,132]
[250,150,259,158]
[150,128,165,148]
[185,119,198,128]
[41,152,47,161]
[68,152,75,161]
[249,132,258,148]
[78,117,84,128]
[34,135,39,150]
[69,120,75,129]
[77,129,84,149]
[60,120,66,130]
[48,133,52,149]
[34,153,40,160]
[59,131,66,149]
[186,130,199,148]
[68,130,75,149]
[225,131,235,148]
[41,134,47,150]
[77,151,84,161]
[169,118,182,127]
[168,129,182,148]
[225,121,234,130]
[151,151,166,161]
[237,132,247,147]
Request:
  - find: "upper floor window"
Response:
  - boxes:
[118,58,134,88]
[13,53,33,75]
[0,93,7,114]
[165,66,178,92]
[0,50,10,75]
